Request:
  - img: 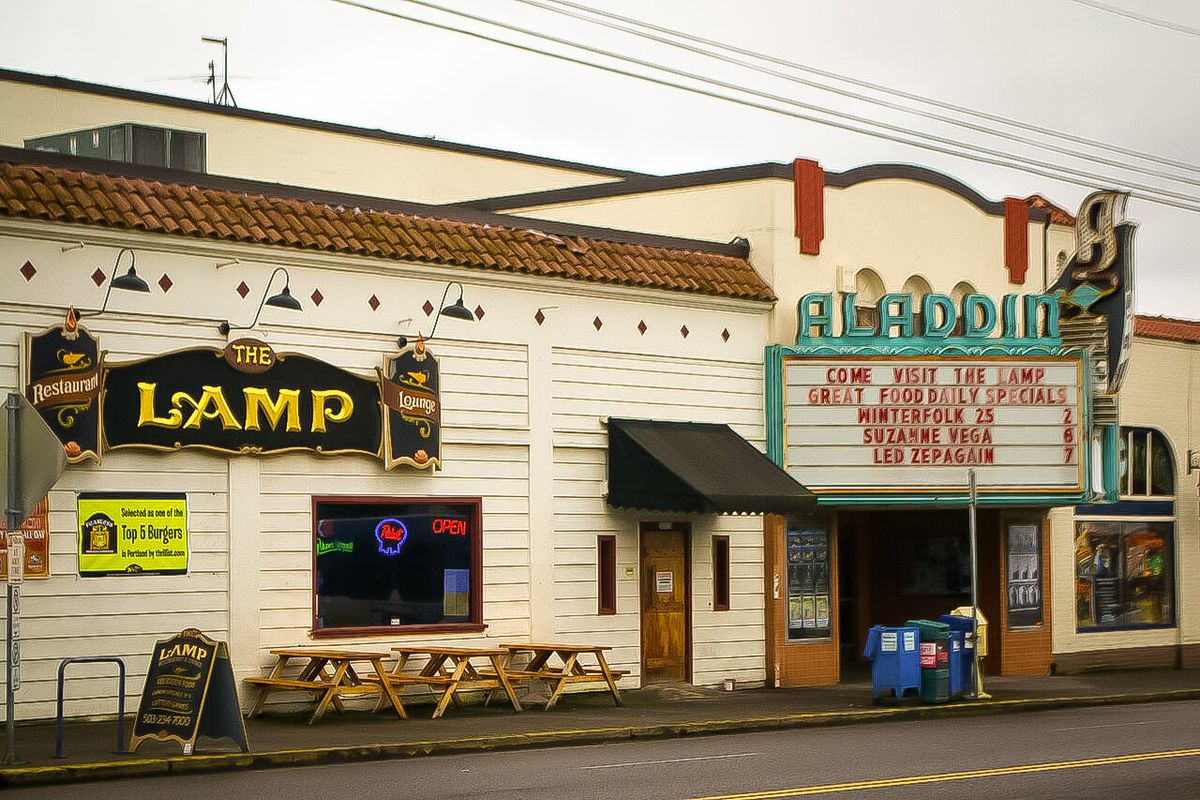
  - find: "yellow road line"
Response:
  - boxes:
[689,747,1200,799]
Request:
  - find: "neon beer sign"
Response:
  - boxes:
[374,518,408,556]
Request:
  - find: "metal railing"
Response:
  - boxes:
[54,657,127,759]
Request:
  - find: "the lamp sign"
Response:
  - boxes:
[374,518,408,556]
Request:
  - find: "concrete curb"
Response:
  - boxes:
[3,688,1198,788]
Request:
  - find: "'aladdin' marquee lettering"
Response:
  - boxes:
[797,292,1060,341]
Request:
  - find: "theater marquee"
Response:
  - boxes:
[782,355,1084,496]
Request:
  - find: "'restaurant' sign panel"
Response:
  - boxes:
[782,355,1084,496]
[23,308,102,463]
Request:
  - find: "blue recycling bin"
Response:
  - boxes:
[863,625,920,702]
[939,614,975,697]
[946,630,965,698]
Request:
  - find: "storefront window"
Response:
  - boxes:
[1074,520,1174,630]
[313,496,481,634]
[1121,427,1174,497]
[786,521,831,640]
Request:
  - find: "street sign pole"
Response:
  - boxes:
[5,393,20,764]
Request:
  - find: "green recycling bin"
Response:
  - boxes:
[905,619,950,704]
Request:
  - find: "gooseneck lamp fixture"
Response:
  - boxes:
[80,247,151,318]
[397,281,474,349]
[218,266,302,336]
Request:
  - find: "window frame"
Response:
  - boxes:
[712,535,731,612]
[598,534,617,615]
[310,494,485,638]
[1073,515,1176,632]
[1119,427,1175,499]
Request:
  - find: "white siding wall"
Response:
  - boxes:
[551,348,768,687]
[0,307,229,720]
[1,225,773,718]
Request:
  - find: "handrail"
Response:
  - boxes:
[54,657,127,759]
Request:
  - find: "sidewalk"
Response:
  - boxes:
[4,668,1200,788]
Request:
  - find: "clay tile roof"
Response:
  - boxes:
[1026,194,1076,226]
[0,160,773,303]
[1134,315,1200,344]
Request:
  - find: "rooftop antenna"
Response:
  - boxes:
[206,60,217,104]
[201,36,237,107]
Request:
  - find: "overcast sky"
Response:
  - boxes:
[3,0,1198,318]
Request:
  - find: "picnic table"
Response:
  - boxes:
[372,645,524,719]
[243,648,406,724]
[499,643,627,710]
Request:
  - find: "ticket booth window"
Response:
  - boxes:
[786,521,831,640]
[312,496,482,635]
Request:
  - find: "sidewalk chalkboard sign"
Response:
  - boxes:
[130,628,249,754]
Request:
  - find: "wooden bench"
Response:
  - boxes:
[369,646,523,719]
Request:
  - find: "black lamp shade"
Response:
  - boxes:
[440,298,475,321]
[265,284,302,311]
[111,266,151,293]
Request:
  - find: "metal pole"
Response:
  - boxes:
[5,393,20,763]
[967,469,989,700]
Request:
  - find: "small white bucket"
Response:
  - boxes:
[722,677,736,692]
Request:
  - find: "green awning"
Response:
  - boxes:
[606,418,815,515]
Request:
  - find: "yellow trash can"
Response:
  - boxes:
[950,606,989,697]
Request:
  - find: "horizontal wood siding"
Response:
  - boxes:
[0,307,230,720]
[550,347,767,687]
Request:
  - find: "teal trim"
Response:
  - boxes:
[777,337,1064,357]
[814,492,1090,508]
[1102,424,1120,502]
[764,344,785,466]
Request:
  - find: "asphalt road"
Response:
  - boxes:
[19,700,1200,799]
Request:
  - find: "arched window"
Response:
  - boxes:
[853,268,885,330]
[902,275,932,335]
[1074,426,1176,631]
[950,281,976,336]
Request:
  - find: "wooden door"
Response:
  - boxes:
[640,527,689,683]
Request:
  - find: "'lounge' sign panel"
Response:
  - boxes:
[103,345,382,458]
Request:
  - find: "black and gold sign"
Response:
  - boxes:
[378,338,442,470]
[103,345,383,458]
[130,628,249,755]
[23,308,102,463]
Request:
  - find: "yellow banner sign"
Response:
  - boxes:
[78,492,188,576]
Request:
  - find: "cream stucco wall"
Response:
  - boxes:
[0,79,621,203]
[1049,336,1200,660]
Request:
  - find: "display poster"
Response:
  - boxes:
[0,496,50,580]
[656,571,674,593]
[77,492,188,576]
[130,628,248,755]
[1006,524,1043,628]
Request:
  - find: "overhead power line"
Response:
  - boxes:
[331,0,1200,213]
[1070,0,1200,37]
[530,0,1200,179]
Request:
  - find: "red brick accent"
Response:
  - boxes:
[793,159,825,256]
[1003,197,1029,285]
[764,514,839,686]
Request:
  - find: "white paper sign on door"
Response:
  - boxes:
[655,571,674,593]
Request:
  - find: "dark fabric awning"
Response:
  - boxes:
[606,417,816,515]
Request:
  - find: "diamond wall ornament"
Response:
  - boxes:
[236,280,251,298]
[158,274,173,293]
[368,294,381,311]
[680,325,689,338]
[422,300,435,316]
[593,316,603,331]
[19,260,36,281]
[721,328,731,342]
[534,309,546,326]
[474,305,485,320]
[92,268,107,287]
[311,288,324,306]
[637,320,647,335]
